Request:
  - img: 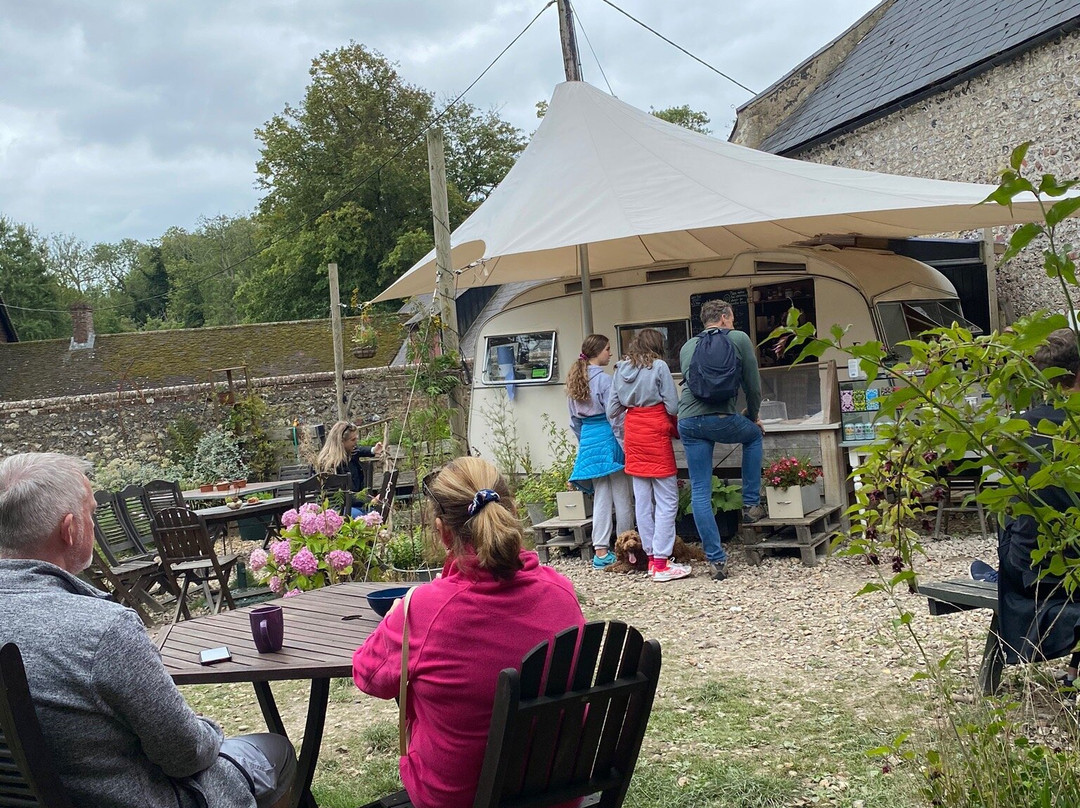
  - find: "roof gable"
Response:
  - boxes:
[760,0,1080,154]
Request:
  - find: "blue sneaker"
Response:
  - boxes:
[592,551,616,569]
[969,559,999,583]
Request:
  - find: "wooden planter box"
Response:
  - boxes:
[765,484,823,520]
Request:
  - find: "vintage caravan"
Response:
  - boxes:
[467,245,979,502]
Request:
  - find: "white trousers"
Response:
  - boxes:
[592,470,635,549]
[631,475,678,559]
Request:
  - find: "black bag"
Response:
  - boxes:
[685,328,742,404]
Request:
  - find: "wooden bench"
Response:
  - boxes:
[532,517,594,563]
[918,578,1003,694]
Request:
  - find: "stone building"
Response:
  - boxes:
[732,0,1080,322]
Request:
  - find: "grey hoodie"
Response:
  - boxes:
[0,559,254,808]
[606,358,679,444]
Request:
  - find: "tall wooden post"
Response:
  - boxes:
[328,262,345,421]
[427,127,468,455]
[556,0,593,335]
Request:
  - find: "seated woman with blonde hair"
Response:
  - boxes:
[353,456,584,808]
[315,420,383,515]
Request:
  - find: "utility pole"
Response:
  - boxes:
[556,0,594,335]
[427,127,468,455]
[328,262,345,421]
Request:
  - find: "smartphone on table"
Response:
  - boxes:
[199,646,232,665]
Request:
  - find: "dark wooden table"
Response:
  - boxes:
[157,582,405,808]
[196,495,295,546]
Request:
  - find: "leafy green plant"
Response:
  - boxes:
[515,414,577,518]
[676,476,742,518]
[225,393,278,481]
[770,145,1080,806]
[192,426,247,483]
[163,414,203,474]
[90,456,190,492]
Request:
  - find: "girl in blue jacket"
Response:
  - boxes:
[566,335,634,568]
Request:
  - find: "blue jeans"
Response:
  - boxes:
[678,414,763,563]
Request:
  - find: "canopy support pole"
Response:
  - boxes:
[578,244,594,336]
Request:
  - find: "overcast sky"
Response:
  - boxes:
[0,0,881,246]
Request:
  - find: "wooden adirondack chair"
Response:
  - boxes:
[362,621,661,808]
[0,643,76,807]
[152,507,238,623]
[293,473,353,515]
[91,491,170,621]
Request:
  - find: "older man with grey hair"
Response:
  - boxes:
[0,452,296,808]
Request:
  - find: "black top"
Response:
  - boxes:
[337,445,376,493]
[997,403,1080,662]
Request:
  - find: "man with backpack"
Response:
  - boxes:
[678,298,765,580]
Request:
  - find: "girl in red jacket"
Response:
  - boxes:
[607,329,691,582]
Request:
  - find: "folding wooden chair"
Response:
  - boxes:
[114,484,156,551]
[293,473,353,515]
[374,470,399,522]
[0,642,76,807]
[278,464,313,482]
[142,479,186,515]
[82,550,155,627]
[152,507,238,622]
[362,620,661,808]
[92,491,170,622]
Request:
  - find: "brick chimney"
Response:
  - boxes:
[69,302,95,350]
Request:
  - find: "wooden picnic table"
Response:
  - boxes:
[158,581,410,808]
[195,495,295,547]
[181,480,296,503]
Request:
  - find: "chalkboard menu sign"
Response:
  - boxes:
[690,288,750,335]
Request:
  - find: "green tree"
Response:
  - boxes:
[0,216,65,340]
[245,43,524,320]
[651,104,711,135]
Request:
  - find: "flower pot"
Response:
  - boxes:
[765,485,823,520]
[232,478,247,489]
[199,483,215,493]
[717,508,740,539]
[237,517,265,543]
[389,565,439,583]
[352,345,376,358]
[215,481,231,492]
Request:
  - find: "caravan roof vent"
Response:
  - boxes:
[755,261,807,273]
[645,266,690,282]
[564,278,604,293]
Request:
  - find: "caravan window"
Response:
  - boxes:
[876,300,982,359]
[481,331,558,385]
[616,320,689,370]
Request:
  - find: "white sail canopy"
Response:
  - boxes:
[377,81,1058,301]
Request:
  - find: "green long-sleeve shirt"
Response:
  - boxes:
[677,328,762,421]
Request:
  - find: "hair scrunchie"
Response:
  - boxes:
[467,489,500,516]
[578,352,588,361]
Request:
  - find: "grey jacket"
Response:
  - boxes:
[0,560,255,808]
[606,359,679,444]
[567,364,612,438]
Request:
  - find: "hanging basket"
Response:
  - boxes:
[352,345,377,359]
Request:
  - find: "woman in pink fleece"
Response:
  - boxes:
[353,456,584,808]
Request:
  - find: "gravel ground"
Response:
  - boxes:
[546,529,1002,696]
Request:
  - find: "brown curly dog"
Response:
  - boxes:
[607,529,706,573]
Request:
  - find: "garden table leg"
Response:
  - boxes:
[254,677,329,808]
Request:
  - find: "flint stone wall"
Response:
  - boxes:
[792,30,1080,321]
[0,366,428,472]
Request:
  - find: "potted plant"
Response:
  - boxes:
[351,304,378,358]
[514,414,577,526]
[192,427,248,489]
[383,528,443,582]
[763,456,823,519]
[676,476,743,539]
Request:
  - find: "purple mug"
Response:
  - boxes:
[249,605,284,653]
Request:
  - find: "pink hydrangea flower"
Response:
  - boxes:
[281,508,299,528]
[292,547,319,576]
[283,588,302,598]
[327,549,353,571]
[362,510,383,528]
[321,510,344,536]
[248,548,269,572]
[270,540,291,567]
[268,576,283,594]
[299,502,320,514]
[299,511,322,537]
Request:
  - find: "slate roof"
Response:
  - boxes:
[759,0,1080,154]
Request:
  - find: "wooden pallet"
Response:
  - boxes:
[532,517,594,563]
[738,505,842,567]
